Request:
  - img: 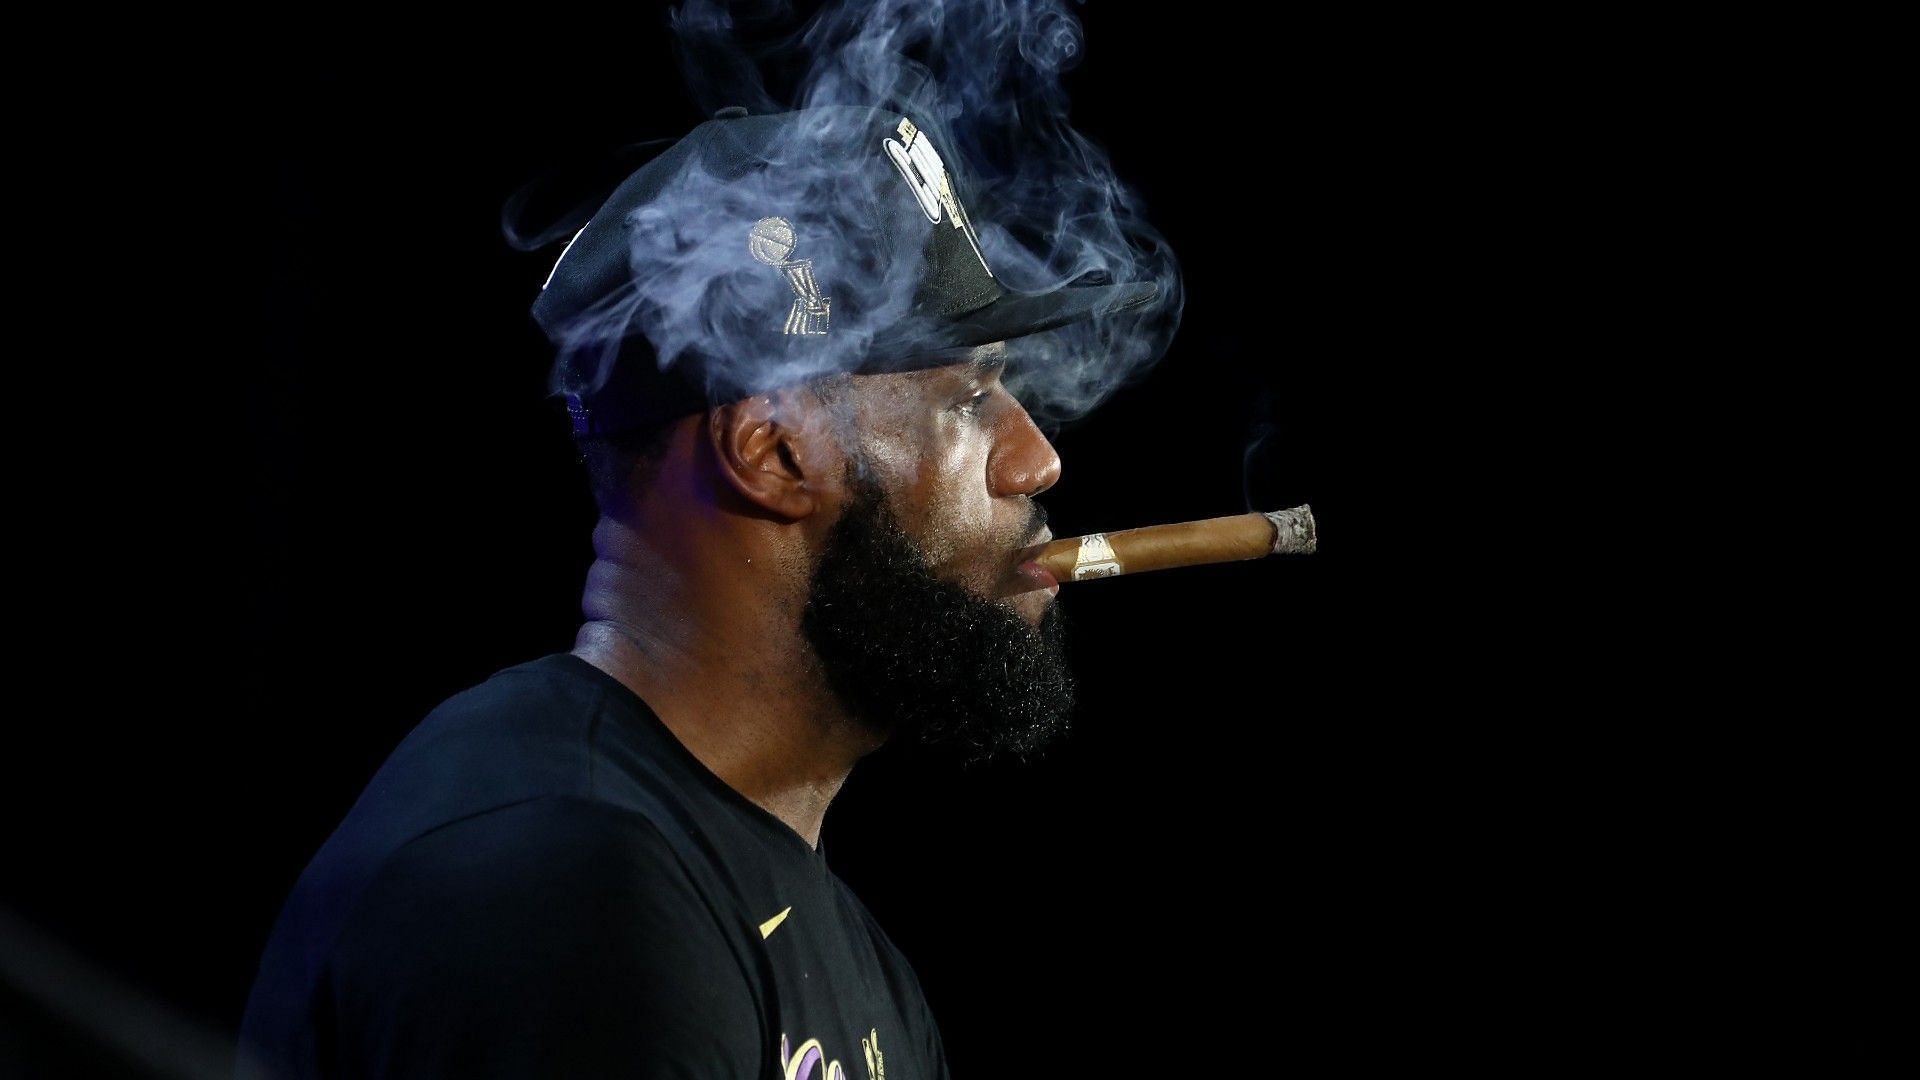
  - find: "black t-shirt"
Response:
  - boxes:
[236,652,952,1079]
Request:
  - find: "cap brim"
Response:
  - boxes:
[864,279,1159,371]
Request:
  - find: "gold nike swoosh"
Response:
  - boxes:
[759,906,793,939]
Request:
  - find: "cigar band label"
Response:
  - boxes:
[1072,533,1122,580]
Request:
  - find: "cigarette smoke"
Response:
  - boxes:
[510,0,1182,447]
[1241,380,1277,513]
[1243,422,1274,514]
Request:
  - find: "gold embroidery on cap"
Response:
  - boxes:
[881,117,995,279]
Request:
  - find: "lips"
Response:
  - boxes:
[1015,560,1059,593]
[1012,528,1058,595]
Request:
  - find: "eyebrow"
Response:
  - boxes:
[966,351,1009,383]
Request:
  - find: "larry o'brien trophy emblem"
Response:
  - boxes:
[748,216,831,335]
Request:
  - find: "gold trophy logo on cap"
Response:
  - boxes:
[748,216,831,335]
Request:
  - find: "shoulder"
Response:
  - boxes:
[333,795,719,960]
[405,653,609,746]
[331,654,632,835]
[324,795,767,1072]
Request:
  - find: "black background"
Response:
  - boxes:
[2,3,1888,1076]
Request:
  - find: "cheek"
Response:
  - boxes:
[859,407,995,567]
[914,446,997,570]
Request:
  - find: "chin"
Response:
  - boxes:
[1007,589,1053,626]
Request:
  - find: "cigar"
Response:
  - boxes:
[1021,505,1316,584]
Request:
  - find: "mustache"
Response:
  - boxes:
[1021,499,1048,548]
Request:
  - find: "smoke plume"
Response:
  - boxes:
[515,0,1182,445]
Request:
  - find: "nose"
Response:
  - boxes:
[989,397,1062,498]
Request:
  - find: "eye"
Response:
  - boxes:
[954,390,992,417]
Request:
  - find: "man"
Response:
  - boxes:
[237,102,1158,1078]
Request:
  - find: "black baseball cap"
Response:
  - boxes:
[531,102,1159,441]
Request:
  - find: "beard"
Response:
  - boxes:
[799,460,1077,766]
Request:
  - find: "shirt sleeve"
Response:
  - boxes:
[322,795,764,1079]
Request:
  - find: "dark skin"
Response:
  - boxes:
[570,340,1059,850]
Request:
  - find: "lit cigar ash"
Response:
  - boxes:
[1025,505,1317,583]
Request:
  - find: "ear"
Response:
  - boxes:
[706,390,830,521]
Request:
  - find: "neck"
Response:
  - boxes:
[568,516,884,852]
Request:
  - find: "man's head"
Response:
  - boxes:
[644,338,1074,764]
[534,103,1159,761]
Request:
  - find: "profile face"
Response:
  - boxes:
[797,340,1076,764]
[841,340,1059,622]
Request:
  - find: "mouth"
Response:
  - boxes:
[1009,529,1058,597]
